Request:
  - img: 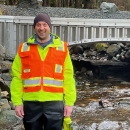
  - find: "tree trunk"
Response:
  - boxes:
[47,0,50,6]
[63,0,65,7]
[70,0,73,7]
[83,0,87,8]
[42,0,47,6]
[75,0,77,8]
[64,0,68,7]
[8,0,13,5]
[59,0,62,7]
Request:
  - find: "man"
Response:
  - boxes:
[10,13,76,130]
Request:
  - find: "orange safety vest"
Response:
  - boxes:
[18,41,68,93]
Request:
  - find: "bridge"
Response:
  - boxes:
[0,16,130,55]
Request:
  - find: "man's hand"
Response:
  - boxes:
[15,105,24,118]
[64,106,73,117]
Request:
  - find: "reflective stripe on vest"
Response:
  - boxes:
[55,64,62,73]
[23,77,41,86]
[23,77,41,92]
[56,41,65,51]
[24,69,30,73]
[43,77,63,87]
[21,42,30,52]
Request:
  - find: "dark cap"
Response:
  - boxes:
[33,13,51,28]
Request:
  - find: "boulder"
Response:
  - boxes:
[100,2,119,13]
[106,44,121,57]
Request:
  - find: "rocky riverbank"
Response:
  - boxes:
[0,45,23,130]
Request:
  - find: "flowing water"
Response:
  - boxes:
[71,65,130,130]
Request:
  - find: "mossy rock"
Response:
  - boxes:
[95,43,108,51]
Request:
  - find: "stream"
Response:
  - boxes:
[71,65,130,130]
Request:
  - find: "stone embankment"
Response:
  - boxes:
[0,45,22,130]
[70,42,130,65]
[70,42,130,84]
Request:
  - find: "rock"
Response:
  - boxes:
[1,91,8,98]
[99,100,114,108]
[90,51,97,56]
[0,80,10,93]
[107,44,121,56]
[125,49,130,61]
[5,52,15,61]
[0,87,1,100]
[86,70,93,78]
[117,42,125,48]
[0,62,9,73]
[70,45,84,55]
[0,44,6,61]
[1,60,12,71]
[1,74,12,81]
[85,83,90,86]
[98,121,119,130]
[72,59,98,74]
[100,2,119,13]
[0,110,22,129]
[0,99,11,111]
[83,50,92,57]
[125,43,130,48]
[112,57,119,61]
[95,43,108,52]
[8,101,15,110]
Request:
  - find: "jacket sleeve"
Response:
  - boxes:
[10,53,23,106]
[63,48,76,106]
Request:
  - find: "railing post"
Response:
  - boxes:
[8,22,17,56]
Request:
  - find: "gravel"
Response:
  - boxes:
[1,4,130,19]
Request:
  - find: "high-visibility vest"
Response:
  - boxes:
[18,41,68,93]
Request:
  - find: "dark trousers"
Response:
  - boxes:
[23,101,64,130]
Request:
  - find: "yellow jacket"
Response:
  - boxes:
[10,34,76,106]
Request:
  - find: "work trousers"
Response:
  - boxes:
[23,101,64,130]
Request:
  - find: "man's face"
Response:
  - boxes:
[35,21,50,41]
